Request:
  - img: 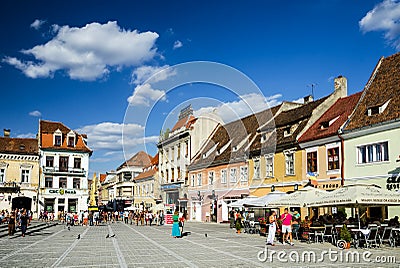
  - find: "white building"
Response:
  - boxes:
[38,120,92,216]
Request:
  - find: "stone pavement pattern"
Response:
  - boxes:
[0,221,400,267]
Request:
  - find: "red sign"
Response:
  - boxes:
[165,214,173,225]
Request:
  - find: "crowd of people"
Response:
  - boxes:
[0,208,31,237]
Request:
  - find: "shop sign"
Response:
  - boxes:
[386,173,400,191]
[161,184,181,190]
[47,189,77,195]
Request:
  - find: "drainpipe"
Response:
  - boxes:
[338,134,345,186]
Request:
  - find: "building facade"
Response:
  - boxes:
[39,120,92,216]
[342,53,400,219]
[133,154,161,210]
[114,151,151,209]
[0,130,39,216]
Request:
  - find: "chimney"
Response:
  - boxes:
[334,75,347,97]
[303,95,314,104]
[3,129,10,138]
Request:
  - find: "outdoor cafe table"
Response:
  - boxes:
[309,226,325,243]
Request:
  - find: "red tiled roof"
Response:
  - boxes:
[0,137,38,155]
[117,151,152,170]
[151,153,159,165]
[189,105,281,170]
[134,167,157,181]
[298,92,362,143]
[39,120,92,153]
[345,52,400,131]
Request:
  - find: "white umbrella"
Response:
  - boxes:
[124,206,138,211]
[268,186,329,207]
[308,184,400,207]
[308,184,400,229]
[228,196,257,208]
[243,191,287,207]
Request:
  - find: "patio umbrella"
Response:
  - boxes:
[124,206,138,211]
[243,191,287,207]
[308,184,400,228]
[268,186,329,207]
[228,196,257,208]
[307,184,400,207]
[154,203,165,211]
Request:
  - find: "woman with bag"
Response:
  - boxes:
[171,210,181,238]
[266,211,277,246]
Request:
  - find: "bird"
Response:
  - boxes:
[110,234,115,238]
[205,233,207,238]
[68,226,70,231]
[77,234,80,239]
[106,234,109,238]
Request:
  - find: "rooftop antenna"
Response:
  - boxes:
[307,83,318,99]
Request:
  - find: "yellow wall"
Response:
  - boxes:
[3,159,39,187]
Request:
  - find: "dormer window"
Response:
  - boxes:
[67,131,76,147]
[367,99,391,116]
[54,129,62,146]
[283,126,291,137]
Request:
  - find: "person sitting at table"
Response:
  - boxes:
[300,216,311,241]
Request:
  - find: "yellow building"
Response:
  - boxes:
[0,131,40,217]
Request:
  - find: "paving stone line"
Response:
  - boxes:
[51,226,90,267]
[124,223,199,268]
[107,224,128,268]
[1,228,65,261]
[150,225,264,267]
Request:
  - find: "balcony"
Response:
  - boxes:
[43,166,86,176]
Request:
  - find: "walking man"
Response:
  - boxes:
[281,208,294,246]
[266,211,277,246]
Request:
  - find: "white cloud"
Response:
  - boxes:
[194,93,282,123]
[173,40,183,49]
[77,122,158,152]
[4,21,159,80]
[130,65,176,85]
[292,97,305,104]
[127,83,166,106]
[29,110,42,117]
[360,0,400,50]
[16,133,36,138]
[30,19,45,30]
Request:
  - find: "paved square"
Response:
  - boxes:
[0,221,400,267]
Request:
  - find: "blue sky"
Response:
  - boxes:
[1,0,399,174]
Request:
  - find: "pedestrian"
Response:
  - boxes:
[229,209,235,228]
[171,210,181,238]
[179,211,187,234]
[149,212,153,226]
[8,211,16,236]
[266,211,277,246]
[20,209,29,237]
[281,208,294,246]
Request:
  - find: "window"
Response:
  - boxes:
[73,178,80,189]
[240,166,248,182]
[74,158,81,169]
[46,156,54,167]
[151,183,154,193]
[58,198,65,204]
[0,168,5,183]
[253,159,260,180]
[191,174,195,187]
[59,177,67,188]
[59,156,69,171]
[45,177,53,188]
[357,141,389,164]
[221,169,227,184]
[327,147,340,170]
[185,141,189,157]
[197,173,202,186]
[229,168,237,183]
[177,144,181,159]
[55,135,62,146]
[283,126,291,137]
[208,171,214,185]
[68,136,75,147]
[307,151,318,173]
[265,155,274,177]
[285,152,295,175]
[21,169,30,183]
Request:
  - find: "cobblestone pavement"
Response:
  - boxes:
[0,221,400,267]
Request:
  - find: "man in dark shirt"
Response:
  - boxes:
[20,209,29,237]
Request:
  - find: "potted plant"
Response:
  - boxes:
[339,224,351,249]
[236,220,242,234]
